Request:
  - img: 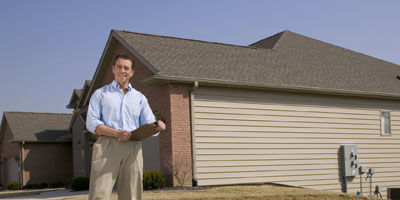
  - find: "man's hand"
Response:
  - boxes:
[154,120,166,131]
[115,130,131,142]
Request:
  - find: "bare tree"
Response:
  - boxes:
[163,155,191,187]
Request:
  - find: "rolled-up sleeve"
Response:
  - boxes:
[86,90,104,134]
[139,96,156,126]
[139,96,159,136]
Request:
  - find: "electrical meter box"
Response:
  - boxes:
[340,145,358,177]
[359,165,367,174]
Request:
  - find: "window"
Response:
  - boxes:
[381,111,391,135]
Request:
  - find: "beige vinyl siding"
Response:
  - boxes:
[193,87,400,197]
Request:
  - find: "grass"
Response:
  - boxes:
[59,185,373,200]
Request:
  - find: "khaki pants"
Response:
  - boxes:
[89,136,143,200]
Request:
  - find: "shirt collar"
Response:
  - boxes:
[111,80,133,92]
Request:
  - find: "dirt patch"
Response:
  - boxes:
[58,185,378,200]
[143,185,372,200]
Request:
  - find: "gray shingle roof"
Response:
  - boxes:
[67,80,92,109]
[2,112,72,142]
[114,30,400,97]
[66,89,82,109]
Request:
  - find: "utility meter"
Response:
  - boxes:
[340,145,359,177]
[368,168,375,176]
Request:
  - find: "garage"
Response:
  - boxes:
[192,86,400,193]
[77,29,400,196]
[0,112,73,187]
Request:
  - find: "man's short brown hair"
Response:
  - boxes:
[113,54,134,69]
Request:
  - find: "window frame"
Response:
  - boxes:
[380,111,391,136]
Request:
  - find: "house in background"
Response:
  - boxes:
[66,80,93,178]
[70,29,400,198]
[0,112,73,188]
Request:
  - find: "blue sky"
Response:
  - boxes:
[0,0,399,117]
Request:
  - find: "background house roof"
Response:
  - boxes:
[114,30,400,98]
[2,112,72,142]
[66,89,82,109]
[66,80,92,134]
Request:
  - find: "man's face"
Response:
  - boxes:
[112,58,134,83]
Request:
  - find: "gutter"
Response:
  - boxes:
[189,81,199,187]
[141,74,400,100]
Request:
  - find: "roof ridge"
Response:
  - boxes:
[248,30,289,49]
[282,31,400,67]
[114,29,258,50]
[4,111,72,115]
[271,30,290,50]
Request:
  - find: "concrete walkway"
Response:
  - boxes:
[1,189,90,200]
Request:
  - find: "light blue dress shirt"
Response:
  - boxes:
[86,80,156,134]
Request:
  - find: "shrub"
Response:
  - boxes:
[49,181,64,188]
[7,182,20,190]
[71,177,90,191]
[32,184,43,189]
[23,184,33,189]
[40,182,48,188]
[64,179,72,189]
[143,170,165,190]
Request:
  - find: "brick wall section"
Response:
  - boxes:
[23,143,72,185]
[168,84,193,186]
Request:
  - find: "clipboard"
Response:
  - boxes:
[130,123,159,141]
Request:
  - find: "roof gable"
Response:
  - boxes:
[258,31,400,96]
[249,30,286,49]
[114,30,269,81]
[2,112,72,142]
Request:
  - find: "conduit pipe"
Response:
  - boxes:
[189,81,199,187]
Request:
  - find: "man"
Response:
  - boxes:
[86,54,166,200]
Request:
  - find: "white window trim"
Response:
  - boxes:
[380,111,391,136]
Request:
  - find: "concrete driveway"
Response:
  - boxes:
[2,189,89,200]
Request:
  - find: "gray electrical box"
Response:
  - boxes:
[340,145,358,177]
[359,165,367,174]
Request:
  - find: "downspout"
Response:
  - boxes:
[20,141,25,188]
[189,81,199,187]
